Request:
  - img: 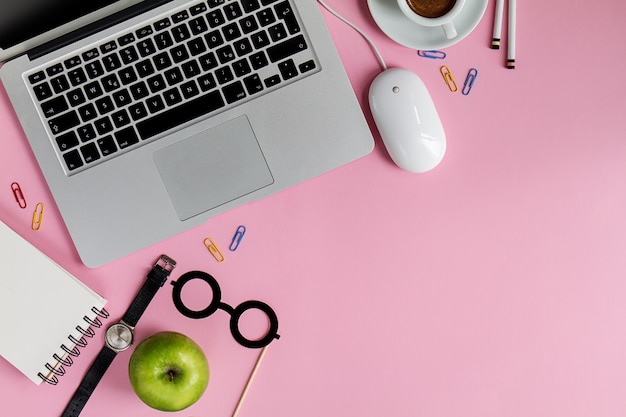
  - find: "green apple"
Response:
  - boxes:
[128,331,209,411]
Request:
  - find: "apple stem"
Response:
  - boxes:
[168,370,175,383]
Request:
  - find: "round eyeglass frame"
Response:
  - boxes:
[171,271,280,349]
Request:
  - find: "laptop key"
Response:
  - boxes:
[154,18,171,31]
[278,59,298,80]
[136,90,225,139]
[82,48,100,61]
[275,1,300,34]
[64,56,82,69]
[63,149,84,171]
[56,131,80,152]
[94,117,114,135]
[136,25,153,38]
[100,41,117,54]
[267,34,307,62]
[46,63,64,76]
[241,0,261,13]
[190,3,207,15]
[257,8,276,26]
[243,74,264,95]
[49,111,80,134]
[67,89,86,106]
[80,142,101,163]
[129,102,148,120]
[28,71,46,84]
[223,81,246,103]
[299,59,316,73]
[33,82,53,101]
[41,96,69,117]
[172,10,189,23]
[208,0,226,8]
[264,74,281,87]
[114,127,140,149]
[118,33,135,46]
[224,3,243,20]
[85,61,105,78]
[97,135,118,156]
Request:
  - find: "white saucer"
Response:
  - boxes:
[367,0,489,50]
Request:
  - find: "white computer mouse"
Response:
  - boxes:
[368,67,446,173]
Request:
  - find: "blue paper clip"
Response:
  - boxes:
[462,68,478,96]
[417,50,447,60]
[229,225,246,251]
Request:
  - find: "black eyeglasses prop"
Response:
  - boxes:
[171,271,280,349]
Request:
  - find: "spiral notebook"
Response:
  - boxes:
[0,220,108,385]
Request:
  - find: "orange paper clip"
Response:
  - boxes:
[32,202,44,231]
[11,182,27,208]
[440,66,458,92]
[204,238,225,262]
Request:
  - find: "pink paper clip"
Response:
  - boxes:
[11,182,27,208]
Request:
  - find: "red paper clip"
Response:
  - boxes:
[11,182,27,208]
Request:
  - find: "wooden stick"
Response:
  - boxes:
[231,346,269,417]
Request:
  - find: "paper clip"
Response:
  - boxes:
[440,66,458,92]
[462,68,478,96]
[204,238,225,262]
[229,225,247,252]
[11,182,27,208]
[32,202,44,231]
[417,50,446,60]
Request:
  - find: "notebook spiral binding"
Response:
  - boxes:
[38,307,109,385]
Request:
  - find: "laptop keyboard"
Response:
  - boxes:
[26,0,319,175]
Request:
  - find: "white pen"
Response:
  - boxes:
[507,0,516,69]
[491,0,505,49]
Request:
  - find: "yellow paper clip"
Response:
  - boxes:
[417,50,446,60]
[204,238,225,262]
[11,182,27,209]
[229,225,247,251]
[440,66,458,92]
[32,202,44,231]
[462,68,478,96]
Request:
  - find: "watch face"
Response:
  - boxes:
[105,323,133,351]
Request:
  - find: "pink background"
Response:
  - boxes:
[2,0,626,416]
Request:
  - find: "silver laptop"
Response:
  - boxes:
[0,0,374,267]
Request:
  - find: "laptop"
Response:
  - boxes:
[0,0,374,267]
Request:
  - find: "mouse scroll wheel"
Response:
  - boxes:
[392,86,400,94]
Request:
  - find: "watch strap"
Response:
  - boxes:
[122,255,176,327]
[60,346,116,417]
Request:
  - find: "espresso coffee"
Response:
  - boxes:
[405,0,457,19]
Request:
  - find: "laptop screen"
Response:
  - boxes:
[0,0,121,50]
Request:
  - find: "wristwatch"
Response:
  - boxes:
[61,255,176,417]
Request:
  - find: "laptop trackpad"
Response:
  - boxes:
[153,116,274,221]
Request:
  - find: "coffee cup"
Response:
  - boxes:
[397,0,466,39]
